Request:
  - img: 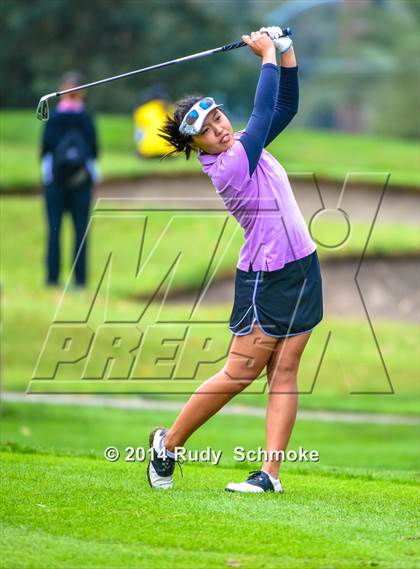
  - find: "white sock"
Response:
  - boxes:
[165,447,176,459]
[160,434,176,459]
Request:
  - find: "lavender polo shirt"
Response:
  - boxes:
[198,132,316,272]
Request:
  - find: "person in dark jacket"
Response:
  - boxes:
[40,71,99,288]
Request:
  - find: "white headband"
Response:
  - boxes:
[179,97,223,136]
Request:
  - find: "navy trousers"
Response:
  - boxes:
[44,181,92,286]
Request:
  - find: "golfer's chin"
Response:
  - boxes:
[201,135,234,155]
[220,134,234,151]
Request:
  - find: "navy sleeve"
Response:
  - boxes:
[239,63,279,176]
[264,66,299,148]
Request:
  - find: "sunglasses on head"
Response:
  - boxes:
[178,97,224,136]
[184,98,215,126]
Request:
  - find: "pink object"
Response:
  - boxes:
[56,98,85,112]
[199,132,316,272]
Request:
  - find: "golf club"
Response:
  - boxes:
[35,27,292,122]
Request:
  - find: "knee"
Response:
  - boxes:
[268,358,299,386]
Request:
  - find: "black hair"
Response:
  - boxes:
[158,95,203,160]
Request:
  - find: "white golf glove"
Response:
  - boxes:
[260,26,293,54]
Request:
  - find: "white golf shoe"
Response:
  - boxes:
[147,427,177,490]
[225,470,283,493]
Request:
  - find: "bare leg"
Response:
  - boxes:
[164,325,277,452]
[262,331,312,479]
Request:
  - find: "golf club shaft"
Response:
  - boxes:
[47,28,292,99]
[36,27,292,120]
[57,46,234,98]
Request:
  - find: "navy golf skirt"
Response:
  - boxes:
[229,250,323,338]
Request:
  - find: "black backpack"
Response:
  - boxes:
[52,128,90,187]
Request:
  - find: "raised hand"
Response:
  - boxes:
[241,30,276,59]
[259,26,293,54]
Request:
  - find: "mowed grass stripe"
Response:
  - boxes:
[0,524,242,569]
[1,451,419,569]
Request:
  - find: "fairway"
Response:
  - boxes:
[2,453,419,569]
[1,402,419,569]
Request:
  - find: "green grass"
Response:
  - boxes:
[1,197,419,414]
[270,129,420,189]
[1,402,419,568]
[3,452,418,569]
[1,110,419,190]
[3,286,420,414]
[2,197,419,296]
[2,402,419,471]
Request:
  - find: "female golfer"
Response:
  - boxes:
[148,28,323,493]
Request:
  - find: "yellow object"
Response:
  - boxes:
[133,99,174,158]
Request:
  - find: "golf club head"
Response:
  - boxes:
[36,94,54,122]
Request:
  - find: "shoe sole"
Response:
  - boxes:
[225,488,268,493]
[147,426,167,489]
